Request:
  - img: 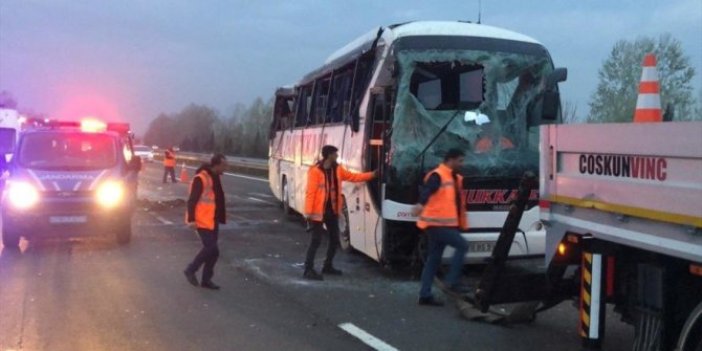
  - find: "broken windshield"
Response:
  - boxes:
[388,41,553,192]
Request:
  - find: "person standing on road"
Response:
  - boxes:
[411,148,470,306]
[163,147,177,183]
[303,145,376,280]
[184,154,227,290]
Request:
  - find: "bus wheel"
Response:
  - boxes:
[282,179,294,217]
[1,223,20,249]
[338,198,352,252]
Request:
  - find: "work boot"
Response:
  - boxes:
[418,296,445,307]
[303,269,324,281]
[184,270,199,287]
[201,281,221,290]
[322,265,343,275]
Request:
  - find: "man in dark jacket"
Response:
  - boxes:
[183,154,227,290]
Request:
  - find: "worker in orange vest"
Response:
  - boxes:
[303,145,376,280]
[474,123,514,154]
[412,148,470,306]
[184,154,227,290]
[163,147,177,183]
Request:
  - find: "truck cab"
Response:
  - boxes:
[1,119,142,248]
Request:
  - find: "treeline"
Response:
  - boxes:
[142,98,273,158]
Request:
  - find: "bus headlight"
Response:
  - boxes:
[96,181,124,208]
[8,182,40,209]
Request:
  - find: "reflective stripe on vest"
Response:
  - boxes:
[186,171,216,230]
[417,163,468,230]
[164,151,176,167]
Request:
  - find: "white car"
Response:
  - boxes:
[134,145,154,162]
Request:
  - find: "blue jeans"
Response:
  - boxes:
[419,227,468,298]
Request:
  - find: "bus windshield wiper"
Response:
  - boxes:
[413,109,462,163]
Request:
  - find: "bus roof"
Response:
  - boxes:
[324,21,541,65]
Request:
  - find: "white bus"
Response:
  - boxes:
[268,21,567,266]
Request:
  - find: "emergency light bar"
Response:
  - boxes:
[37,119,131,135]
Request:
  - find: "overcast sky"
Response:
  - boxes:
[1,0,700,133]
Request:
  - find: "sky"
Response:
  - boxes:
[1,0,701,133]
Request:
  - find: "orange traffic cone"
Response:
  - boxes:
[179,163,189,183]
[633,53,662,123]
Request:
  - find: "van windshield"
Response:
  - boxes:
[19,133,118,171]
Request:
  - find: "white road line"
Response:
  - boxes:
[247,196,272,204]
[249,192,274,198]
[223,172,267,183]
[162,165,268,183]
[338,323,399,351]
[152,214,174,225]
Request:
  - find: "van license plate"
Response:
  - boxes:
[469,241,494,253]
[49,216,87,224]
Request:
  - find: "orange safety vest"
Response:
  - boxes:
[185,171,216,230]
[304,163,374,222]
[417,163,468,230]
[164,151,176,168]
[475,136,514,154]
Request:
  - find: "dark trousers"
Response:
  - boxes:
[419,227,468,298]
[163,166,176,183]
[304,214,340,271]
[186,225,219,283]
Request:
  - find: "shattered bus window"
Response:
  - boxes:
[388,48,551,198]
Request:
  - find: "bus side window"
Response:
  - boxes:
[311,77,331,125]
[296,84,313,127]
[328,68,354,124]
[350,57,374,132]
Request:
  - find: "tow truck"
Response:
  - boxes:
[1,119,142,247]
[460,120,702,351]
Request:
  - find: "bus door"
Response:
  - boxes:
[365,87,392,259]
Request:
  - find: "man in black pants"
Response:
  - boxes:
[184,154,227,290]
[303,145,375,280]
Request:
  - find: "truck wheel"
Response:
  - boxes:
[1,223,20,249]
[116,219,132,245]
[338,198,352,252]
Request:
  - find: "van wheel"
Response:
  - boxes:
[338,198,352,252]
[1,222,20,249]
[116,218,132,245]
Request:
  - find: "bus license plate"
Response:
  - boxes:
[469,241,494,253]
[49,216,87,224]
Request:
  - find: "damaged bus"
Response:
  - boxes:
[268,21,567,266]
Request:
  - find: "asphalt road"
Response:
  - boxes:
[0,163,635,351]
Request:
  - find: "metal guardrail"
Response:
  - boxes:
[152,151,269,176]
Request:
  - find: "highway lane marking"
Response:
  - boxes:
[249,192,274,198]
[178,165,267,183]
[152,214,174,225]
[247,196,274,204]
[338,323,399,351]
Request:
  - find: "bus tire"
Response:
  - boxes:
[338,198,352,252]
[1,223,20,249]
[116,218,132,245]
[677,300,702,351]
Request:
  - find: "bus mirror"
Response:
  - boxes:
[464,111,490,125]
[541,91,560,122]
[546,68,568,90]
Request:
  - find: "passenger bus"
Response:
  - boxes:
[268,21,567,266]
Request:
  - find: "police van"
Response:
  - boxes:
[1,119,142,248]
